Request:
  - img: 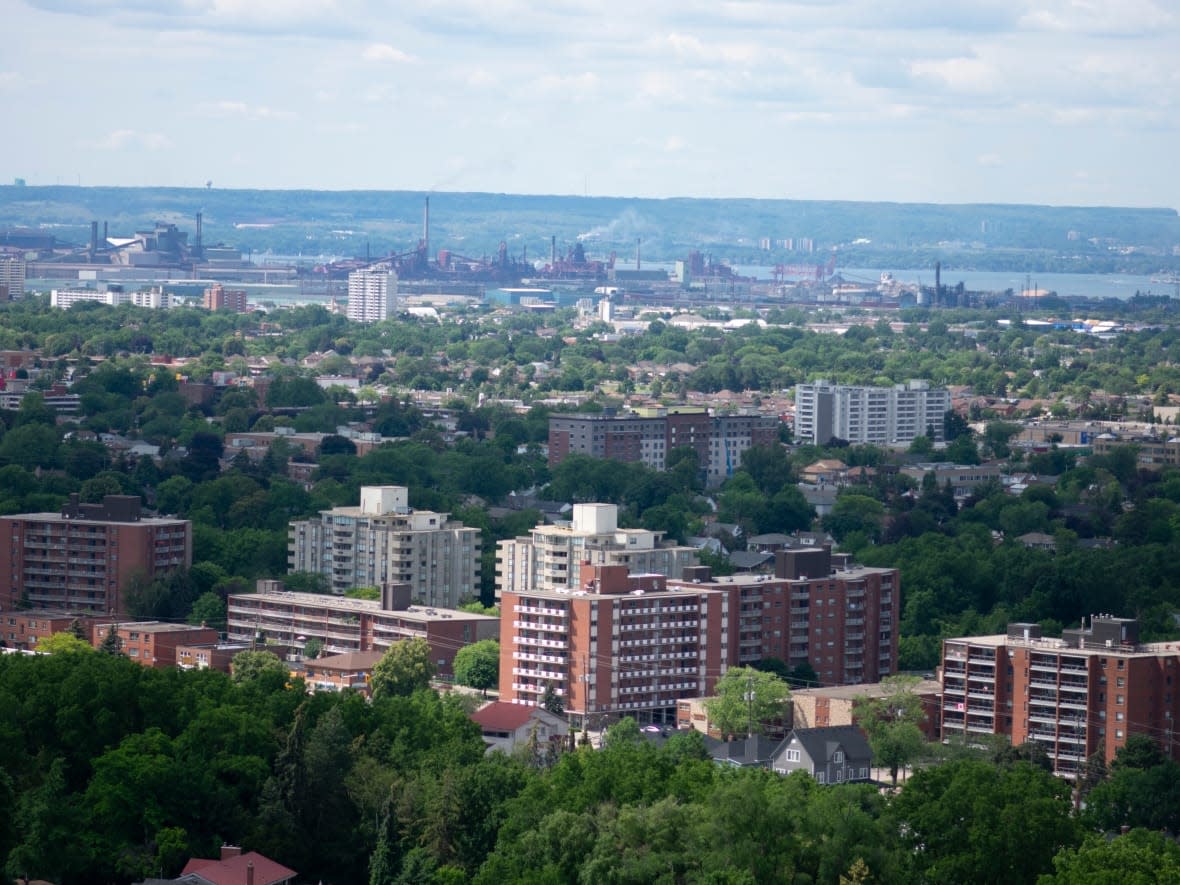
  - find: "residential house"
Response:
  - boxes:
[469,701,569,755]
[770,725,874,784]
[177,846,296,885]
[303,650,384,695]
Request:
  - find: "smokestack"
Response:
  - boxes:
[551,235,557,267]
[636,237,641,271]
[90,221,98,259]
[935,261,941,304]
[103,221,108,243]
[195,211,203,259]
[423,196,430,260]
[246,861,254,885]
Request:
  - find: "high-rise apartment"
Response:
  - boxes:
[941,617,1180,778]
[494,503,698,602]
[288,485,480,608]
[548,407,779,487]
[203,283,248,312]
[0,258,25,302]
[499,563,732,726]
[794,379,950,446]
[666,545,899,685]
[346,267,399,324]
[0,495,192,616]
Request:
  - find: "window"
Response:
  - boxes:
[833,750,844,763]
[1118,660,1125,670]
[1117,695,1124,705]
[785,748,800,762]
[1116,712,1124,722]
[815,772,825,784]
[1117,677,1125,688]
[1116,729,1125,739]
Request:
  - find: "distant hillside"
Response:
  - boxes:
[1,185,1177,274]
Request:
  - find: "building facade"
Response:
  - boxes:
[203,283,249,312]
[499,563,733,727]
[227,580,497,677]
[288,485,480,607]
[940,617,1180,778]
[0,258,25,302]
[667,546,899,686]
[794,379,950,446]
[494,503,698,602]
[346,268,399,324]
[0,495,192,616]
[547,408,779,486]
[91,621,219,668]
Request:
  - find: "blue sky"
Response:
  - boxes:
[3,0,1177,208]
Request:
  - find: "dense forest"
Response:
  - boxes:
[4,648,1180,884]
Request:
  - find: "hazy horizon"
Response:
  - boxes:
[4,2,1177,210]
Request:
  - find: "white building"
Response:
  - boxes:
[0,258,25,302]
[794,379,950,446]
[494,502,698,602]
[287,485,480,607]
[347,268,399,324]
[50,286,171,310]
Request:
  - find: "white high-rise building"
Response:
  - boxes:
[288,485,480,607]
[347,268,399,324]
[494,503,698,602]
[0,258,25,302]
[794,379,951,446]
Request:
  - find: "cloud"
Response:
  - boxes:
[90,129,173,150]
[362,43,413,63]
[909,56,1001,94]
[977,153,1003,167]
[194,100,297,120]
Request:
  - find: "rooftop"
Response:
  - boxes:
[230,591,497,623]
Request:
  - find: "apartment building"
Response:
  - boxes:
[666,545,899,686]
[91,621,219,668]
[0,257,25,302]
[899,462,1004,502]
[547,407,779,486]
[346,267,399,324]
[0,494,192,616]
[49,286,171,309]
[227,580,497,677]
[288,485,480,607]
[203,283,248,313]
[0,610,115,650]
[794,379,950,446]
[940,616,1180,778]
[499,563,733,727]
[494,503,697,602]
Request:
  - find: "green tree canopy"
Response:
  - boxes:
[703,666,790,739]
[371,637,436,699]
[452,640,499,696]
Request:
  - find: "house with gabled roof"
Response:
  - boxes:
[770,725,874,785]
[136,846,296,885]
[469,701,567,755]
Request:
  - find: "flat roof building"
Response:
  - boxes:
[0,494,192,616]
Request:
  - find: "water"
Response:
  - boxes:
[732,265,1174,300]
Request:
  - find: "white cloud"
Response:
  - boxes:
[194,101,297,121]
[362,43,413,63]
[977,153,1003,167]
[909,57,1001,94]
[90,129,173,150]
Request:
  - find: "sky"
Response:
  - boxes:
[2,0,1178,208]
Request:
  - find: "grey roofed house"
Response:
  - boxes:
[726,550,774,572]
[770,725,874,785]
[705,734,782,768]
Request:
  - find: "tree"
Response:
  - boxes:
[452,639,499,696]
[303,638,324,660]
[853,674,928,786]
[187,591,226,632]
[371,637,436,699]
[1041,829,1180,884]
[540,683,564,716]
[99,624,124,656]
[231,649,286,684]
[35,632,95,655]
[703,667,790,739]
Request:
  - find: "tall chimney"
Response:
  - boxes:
[636,237,641,271]
[423,196,430,260]
[246,861,254,885]
[551,235,557,267]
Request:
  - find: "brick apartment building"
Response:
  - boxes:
[1,610,115,650]
[548,407,780,487]
[941,616,1180,778]
[92,621,219,668]
[203,283,249,312]
[499,563,733,727]
[667,545,899,686]
[500,546,898,727]
[227,580,497,677]
[495,503,698,602]
[0,494,192,616]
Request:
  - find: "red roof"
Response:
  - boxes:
[470,701,539,732]
[181,852,296,885]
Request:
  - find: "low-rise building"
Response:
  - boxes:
[92,622,219,668]
[302,650,384,694]
[176,641,250,672]
[770,725,874,784]
[227,580,497,677]
[469,701,568,755]
[0,610,114,650]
